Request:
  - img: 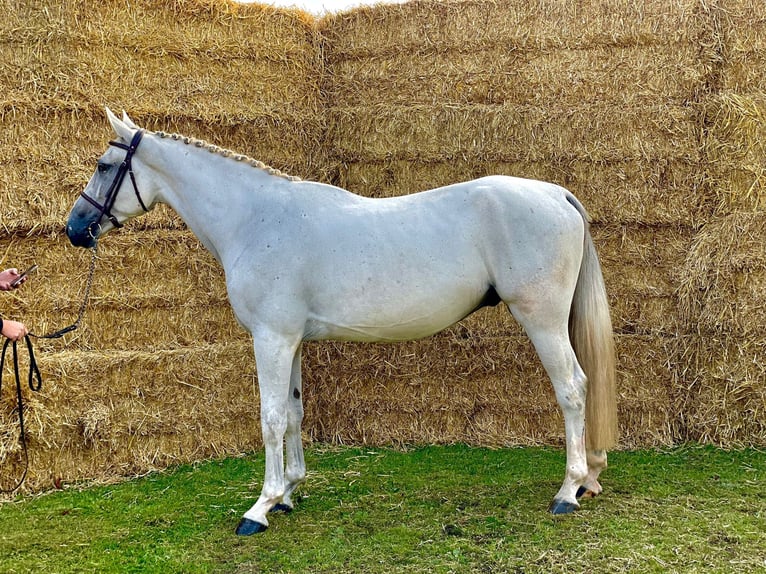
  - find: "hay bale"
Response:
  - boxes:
[0,0,322,493]
[0,0,324,236]
[324,42,705,109]
[679,212,766,336]
[676,210,766,446]
[4,230,239,347]
[320,0,704,54]
[0,105,321,235]
[594,224,695,335]
[302,334,561,447]
[321,0,708,224]
[8,0,766,493]
[676,335,766,447]
[701,93,766,213]
[615,335,679,448]
[715,0,766,91]
[1,341,260,492]
[302,330,677,449]
[326,103,699,166]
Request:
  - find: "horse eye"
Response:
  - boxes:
[97,162,110,174]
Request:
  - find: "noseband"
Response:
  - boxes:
[80,129,149,231]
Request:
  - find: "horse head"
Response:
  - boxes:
[66,108,155,248]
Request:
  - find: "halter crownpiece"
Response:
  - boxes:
[79,128,149,231]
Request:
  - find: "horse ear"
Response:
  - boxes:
[105,107,134,142]
[121,111,139,129]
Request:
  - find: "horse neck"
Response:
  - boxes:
[150,143,287,266]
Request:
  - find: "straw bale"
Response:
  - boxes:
[678,212,766,336]
[701,93,766,213]
[1,0,319,115]
[325,103,700,167]
[1,329,678,490]
[337,157,708,224]
[320,0,704,55]
[8,0,766,491]
[615,335,679,447]
[677,335,766,447]
[2,0,316,55]
[325,43,704,108]
[302,334,561,447]
[0,341,260,492]
[0,0,324,238]
[714,0,766,91]
[0,43,318,117]
[593,224,695,336]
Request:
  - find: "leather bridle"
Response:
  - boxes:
[79,129,149,232]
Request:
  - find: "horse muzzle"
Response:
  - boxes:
[66,215,100,248]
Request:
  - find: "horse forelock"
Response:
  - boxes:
[153,131,301,182]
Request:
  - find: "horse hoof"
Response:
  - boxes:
[548,499,579,515]
[235,518,268,536]
[270,503,293,514]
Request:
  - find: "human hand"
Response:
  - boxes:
[1,319,28,341]
[0,268,25,291]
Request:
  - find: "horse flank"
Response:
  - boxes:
[154,131,302,182]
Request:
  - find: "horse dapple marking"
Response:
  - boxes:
[67,109,617,535]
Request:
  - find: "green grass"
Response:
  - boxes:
[0,445,764,573]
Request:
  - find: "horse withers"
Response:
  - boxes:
[67,109,617,535]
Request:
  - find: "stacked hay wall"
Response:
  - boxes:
[678,0,766,445]
[2,0,766,493]
[0,0,320,492]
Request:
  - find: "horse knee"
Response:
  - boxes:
[286,401,304,428]
[261,408,288,443]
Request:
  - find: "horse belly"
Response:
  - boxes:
[304,278,493,343]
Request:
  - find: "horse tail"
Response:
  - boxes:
[566,194,618,451]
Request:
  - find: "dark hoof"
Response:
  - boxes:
[235,518,268,536]
[548,499,579,515]
[270,503,293,514]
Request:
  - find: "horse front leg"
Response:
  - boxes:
[272,343,306,514]
[236,333,299,536]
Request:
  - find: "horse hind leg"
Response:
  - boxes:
[545,343,589,515]
[577,449,607,499]
[509,302,588,515]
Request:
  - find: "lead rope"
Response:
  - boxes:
[0,244,98,493]
[0,336,42,493]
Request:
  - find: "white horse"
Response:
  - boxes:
[67,109,617,535]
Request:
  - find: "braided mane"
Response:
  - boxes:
[154,131,301,182]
